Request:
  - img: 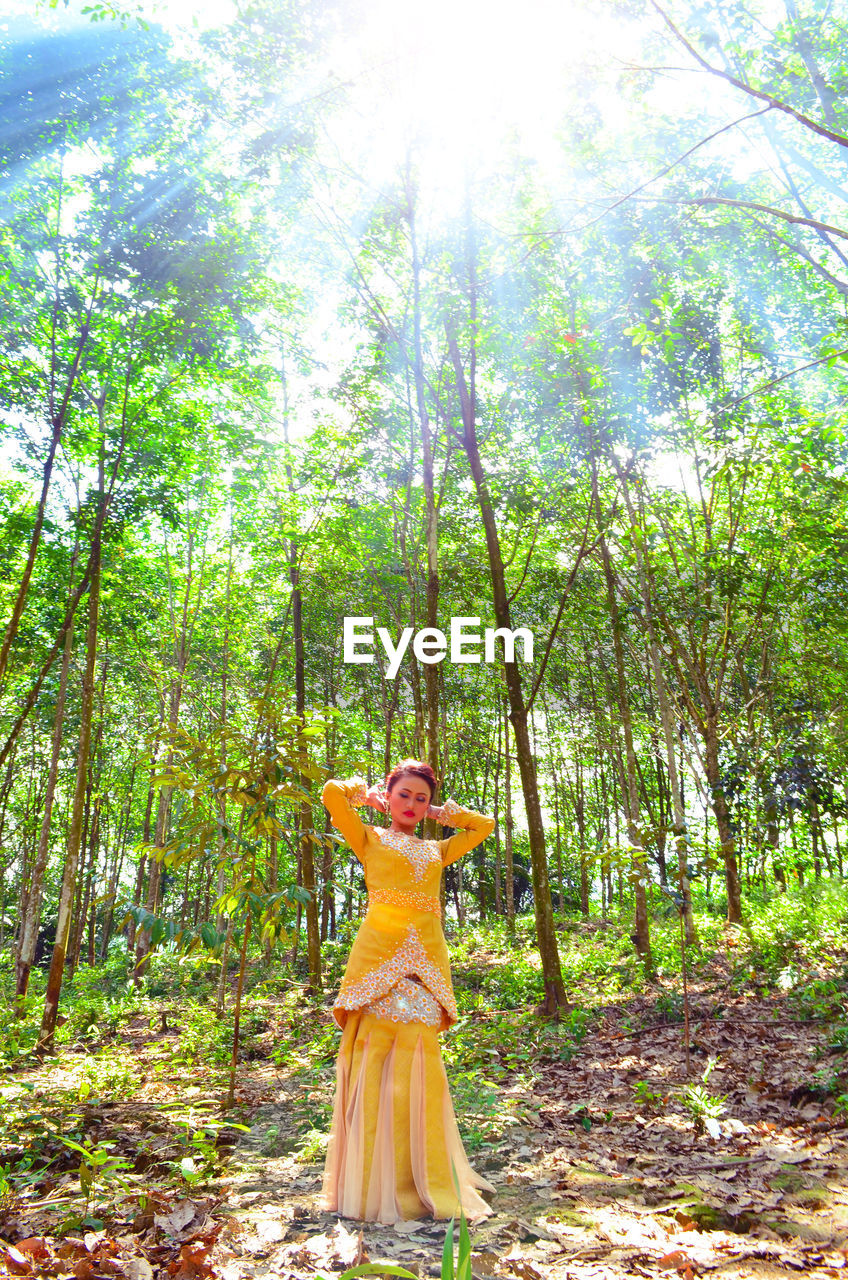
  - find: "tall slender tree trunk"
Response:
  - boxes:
[0,277,98,692]
[503,694,515,931]
[574,761,589,916]
[594,500,652,971]
[100,769,134,958]
[216,520,233,950]
[703,716,744,922]
[291,563,321,992]
[0,420,64,692]
[128,702,163,953]
[405,168,441,790]
[446,290,566,1010]
[135,681,181,979]
[38,511,102,1053]
[282,362,321,993]
[765,789,785,890]
[15,561,77,1015]
[0,752,15,950]
[652,669,697,944]
[70,793,99,975]
[320,719,336,943]
[493,708,502,914]
[265,834,280,959]
[619,477,698,945]
[584,440,651,965]
[83,800,101,966]
[135,506,205,977]
[549,750,565,913]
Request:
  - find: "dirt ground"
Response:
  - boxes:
[204,992,848,1280]
[3,984,847,1280]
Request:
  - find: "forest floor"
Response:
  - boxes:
[3,910,848,1280]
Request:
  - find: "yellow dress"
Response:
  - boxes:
[320,778,496,1224]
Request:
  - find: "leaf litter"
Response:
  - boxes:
[3,949,848,1279]
[206,958,848,1279]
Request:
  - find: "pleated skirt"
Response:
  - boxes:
[321,1010,495,1224]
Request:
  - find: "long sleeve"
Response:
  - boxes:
[436,798,495,868]
[322,777,370,864]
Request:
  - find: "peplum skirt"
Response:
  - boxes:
[321,979,494,1224]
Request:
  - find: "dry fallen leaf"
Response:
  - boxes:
[1,1245,31,1276]
[254,1218,287,1244]
[323,1221,367,1267]
[275,1221,367,1272]
[505,1260,545,1280]
[658,1249,699,1274]
[167,1243,216,1279]
[56,1239,88,1260]
[471,1250,502,1275]
[124,1259,155,1280]
[155,1201,198,1238]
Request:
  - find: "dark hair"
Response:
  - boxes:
[385,759,438,800]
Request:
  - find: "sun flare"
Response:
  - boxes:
[323,0,614,194]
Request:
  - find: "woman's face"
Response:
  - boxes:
[386,772,432,832]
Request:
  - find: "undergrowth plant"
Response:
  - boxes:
[57,1136,134,1230]
[741,882,848,979]
[678,1057,728,1137]
[633,1080,664,1110]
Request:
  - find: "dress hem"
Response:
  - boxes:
[322,1010,494,1224]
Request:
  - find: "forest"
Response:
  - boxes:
[1,0,847,1276]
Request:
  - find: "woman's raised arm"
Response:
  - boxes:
[432,798,495,868]
[321,777,371,864]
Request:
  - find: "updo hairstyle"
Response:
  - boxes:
[385,759,438,801]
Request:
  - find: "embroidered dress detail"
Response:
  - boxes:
[439,797,463,822]
[369,886,441,915]
[374,827,441,882]
[334,925,457,1022]
[366,976,443,1027]
[347,778,369,807]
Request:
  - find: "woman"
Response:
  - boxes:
[320,760,496,1225]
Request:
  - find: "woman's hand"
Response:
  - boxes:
[364,784,388,814]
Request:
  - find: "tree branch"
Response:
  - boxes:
[525,503,600,716]
[712,344,848,416]
[755,221,848,295]
[656,193,848,243]
[574,107,774,234]
[650,0,848,151]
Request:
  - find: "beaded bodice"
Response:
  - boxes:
[370,826,442,883]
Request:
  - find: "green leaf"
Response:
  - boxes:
[441,1217,455,1280]
[335,1267,420,1279]
[200,922,221,949]
[59,1137,92,1158]
[457,1212,472,1280]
